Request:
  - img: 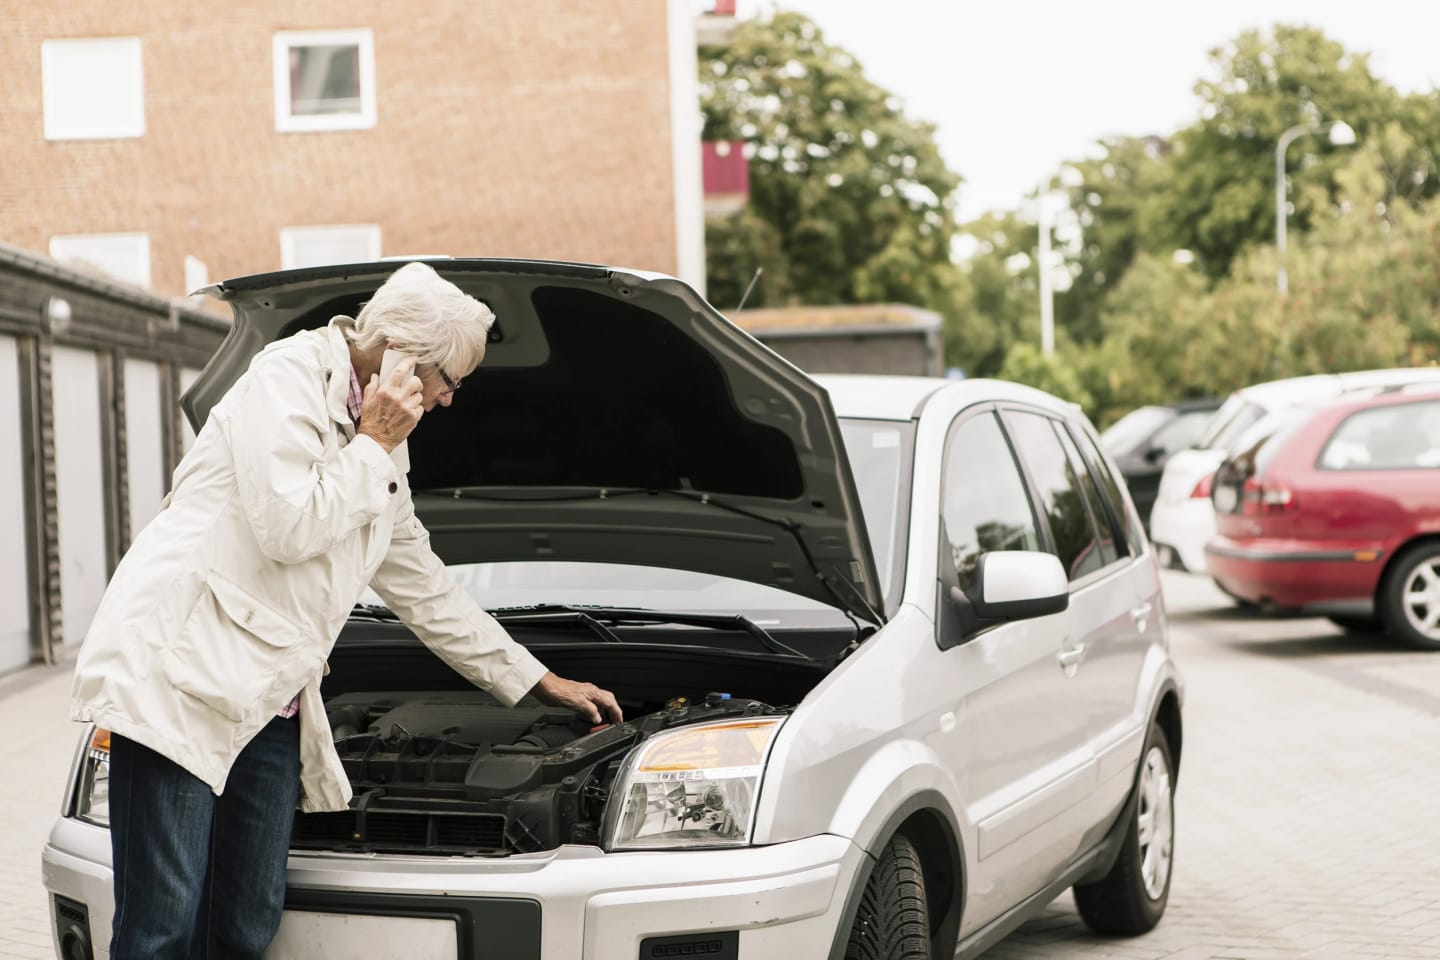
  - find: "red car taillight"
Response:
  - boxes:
[1190,473,1214,498]
[1241,476,1296,515]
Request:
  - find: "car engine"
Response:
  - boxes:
[290,690,785,856]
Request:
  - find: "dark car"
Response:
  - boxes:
[1206,383,1440,649]
[1101,399,1220,530]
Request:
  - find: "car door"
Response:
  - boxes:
[1000,410,1143,847]
[932,407,1092,930]
[1063,419,1157,830]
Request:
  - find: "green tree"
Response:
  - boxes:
[1050,136,1175,345]
[1147,25,1403,278]
[699,12,962,312]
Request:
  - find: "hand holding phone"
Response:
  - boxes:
[360,350,424,453]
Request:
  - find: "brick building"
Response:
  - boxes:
[0,0,708,298]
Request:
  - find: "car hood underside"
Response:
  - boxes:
[185,259,883,622]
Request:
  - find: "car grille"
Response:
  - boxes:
[291,809,508,855]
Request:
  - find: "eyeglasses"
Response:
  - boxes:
[436,366,462,395]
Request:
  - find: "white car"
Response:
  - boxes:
[1149,368,1440,577]
[44,259,1183,960]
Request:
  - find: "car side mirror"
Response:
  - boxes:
[949,551,1069,622]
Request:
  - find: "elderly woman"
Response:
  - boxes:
[70,262,622,959]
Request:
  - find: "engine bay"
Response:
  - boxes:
[292,688,787,856]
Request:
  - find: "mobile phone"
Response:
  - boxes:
[380,349,405,383]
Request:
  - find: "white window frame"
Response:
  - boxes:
[279,225,382,269]
[41,37,145,140]
[49,232,152,289]
[273,29,376,133]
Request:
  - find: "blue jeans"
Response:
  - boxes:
[108,715,301,959]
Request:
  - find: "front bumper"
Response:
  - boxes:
[1205,537,1385,611]
[42,816,864,959]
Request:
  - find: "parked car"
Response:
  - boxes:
[44,259,1184,960]
[1149,368,1440,576]
[1101,399,1220,530]
[1206,383,1440,649]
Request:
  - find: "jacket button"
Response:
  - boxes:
[387,481,398,494]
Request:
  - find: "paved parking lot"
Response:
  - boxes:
[2,571,1438,959]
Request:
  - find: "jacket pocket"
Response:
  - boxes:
[163,573,308,723]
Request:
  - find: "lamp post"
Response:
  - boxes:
[1275,120,1356,295]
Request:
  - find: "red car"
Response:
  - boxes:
[1206,384,1440,650]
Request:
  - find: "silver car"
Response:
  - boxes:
[43,260,1183,960]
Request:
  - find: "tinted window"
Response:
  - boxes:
[1076,427,1144,558]
[1319,400,1440,470]
[941,412,1041,591]
[1003,411,1108,581]
[1055,422,1123,566]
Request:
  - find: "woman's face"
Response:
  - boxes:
[416,362,463,411]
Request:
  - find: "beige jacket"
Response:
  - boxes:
[70,318,548,812]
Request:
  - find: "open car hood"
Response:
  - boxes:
[185,259,884,623]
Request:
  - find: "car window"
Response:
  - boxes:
[1075,425,1145,558]
[1209,401,1268,453]
[1319,400,1440,470]
[1148,409,1214,455]
[1196,394,1247,449]
[1100,406,1170,456]
[1003,411,1112,582]
[1055,421,1125,565]
[940,411,1041,591]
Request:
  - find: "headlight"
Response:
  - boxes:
[76,727,110,828]
[604,717,783,851]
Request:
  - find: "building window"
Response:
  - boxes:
[41,37,145,140]
[280,225,381,269]
[273,30,376,132]
[49,233,152,289]
[184,255,209,295]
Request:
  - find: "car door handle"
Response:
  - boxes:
[1057,643,1086,668]
[1131,602,1153,631]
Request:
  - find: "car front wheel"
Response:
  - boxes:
[1381,543,1440,651]
[1073,726,1175,935]
[844,832,930,960]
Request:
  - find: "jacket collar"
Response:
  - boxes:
[322,317,359,435]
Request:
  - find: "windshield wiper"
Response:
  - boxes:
[488,604,814,661]
[349,602,401,623]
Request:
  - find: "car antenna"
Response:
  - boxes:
[735,267,764,313]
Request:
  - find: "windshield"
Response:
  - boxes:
[1100,406,1170,456]
[380,417,915,625]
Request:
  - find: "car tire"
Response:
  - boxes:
[1380,542,1440,651]
[843,832,930,960]
[1327,614,1382,634]
[1073,726,1175,936]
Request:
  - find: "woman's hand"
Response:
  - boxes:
[358,356,425,453]
[531,672,624,725]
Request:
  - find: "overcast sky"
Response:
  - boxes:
[735,1,1440,222]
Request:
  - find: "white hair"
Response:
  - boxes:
[347,262,493,375]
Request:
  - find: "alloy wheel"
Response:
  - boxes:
[1136,744,1174,900]
[1401,558,1440,641]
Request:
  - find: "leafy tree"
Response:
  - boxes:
[1147,25,1403,278]
[996,342,1094,411]
[948,211,1038,378]
[1050,136,1174,345]
[699,12,962,312]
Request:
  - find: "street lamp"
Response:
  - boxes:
[1275,120,1356,295]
